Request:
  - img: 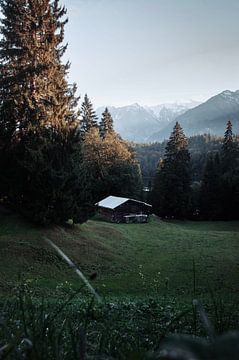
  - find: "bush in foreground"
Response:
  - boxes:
[0,284,238,360]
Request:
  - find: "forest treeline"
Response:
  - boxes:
[141,121,239,220]
[0,0,238,225]
[135,134,228,185]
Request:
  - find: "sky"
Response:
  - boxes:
[29,1,239,107]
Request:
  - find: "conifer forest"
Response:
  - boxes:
[0,1,239,359]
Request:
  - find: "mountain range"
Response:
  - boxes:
[97,103,162,142]
[96,90,239,143]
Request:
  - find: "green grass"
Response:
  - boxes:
[1,212,239,359]
[0,212,239,301]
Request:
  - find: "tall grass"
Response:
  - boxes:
[0,239,238,359]
[1,286,238,359]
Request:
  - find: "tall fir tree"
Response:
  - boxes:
[80,94,98,136]
[0,0,78,137]
[0,0,91,224]
[200,153,222,219]
[200,121,239,220]
[220,121,239,219]
[151,122,191,218]
[222,120,238,171]
[99,107,113,138]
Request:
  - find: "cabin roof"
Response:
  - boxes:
[96,195,152,210]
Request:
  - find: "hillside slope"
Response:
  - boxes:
[149,90,239,142]
[1,212,239,298]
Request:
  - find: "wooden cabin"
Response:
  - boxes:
[96,196,152,223]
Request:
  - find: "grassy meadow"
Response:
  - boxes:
[1,211,239,302]
[1,212,239,358]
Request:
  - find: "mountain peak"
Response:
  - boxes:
[129,103,141,109]
[219,89,239,99]
[149,89,239,142]
[221,90,233,96]
[96,90,239,143]
[96,102,194,142]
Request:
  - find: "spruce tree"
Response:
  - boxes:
[220,121,239,219]
[200,153,222,219]
[99,107,113,138]
[0,0,78,137]
[0,0,91,224]
[200,121,239,220]
[80,94,98,136]
[152,122,191,218]
[150,159,163,213]
[222,120,238,171]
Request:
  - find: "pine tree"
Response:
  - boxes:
[222,120,238,171]
[200,153,222,219]
[0,0,91,224]
[200,122,239,220]
[152,122,191,218]
[220,121,239,219]
[80,94,98,136]
[99,107,113,138]
[0,0,79,138]
[150,159,163,213]
[223,120,233,143]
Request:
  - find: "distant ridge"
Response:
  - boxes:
[149,90,239,142]
[96,90,239,143]
[96,104,161,142]
[96,101,197,142]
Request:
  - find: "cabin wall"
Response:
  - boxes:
[115,201,151,216]
[98,208,114,221]
[98,199,152,223]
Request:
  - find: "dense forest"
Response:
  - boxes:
[138,122,239,220]
[135,133,237,185]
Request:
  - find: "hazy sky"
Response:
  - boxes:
[63,0,239,106]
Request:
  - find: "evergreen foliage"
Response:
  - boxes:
[0,0,78,136]
[12,127,93,225]
[220,120,239,219]
[0,0,91,224]
[200,121,239,220]
[222,120,238,171]
[152,122,191,218]
[135,134,225,187]
[99,107,113,138]
[200,153,222,219]
[80,94,98,136]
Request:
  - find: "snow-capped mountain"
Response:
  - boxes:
[96,103,162,142]
[149,90,239,142]
[146,101,201,118]
[96,91,239,143]
[96,102,195,142]
[145,101,201,132]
